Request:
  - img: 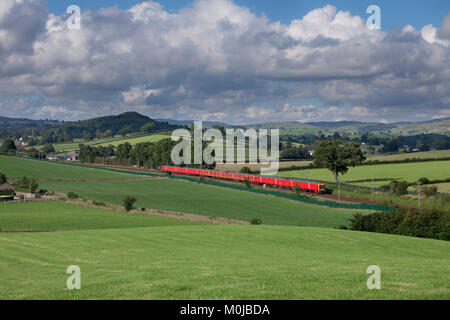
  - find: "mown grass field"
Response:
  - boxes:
[0,223,448,299]
[39,178,360,228]
[366,150,450,161]
[0,155,135,179]
[27,133,171,152]
[0,201,200,232]
[277,160,450,187]
[95,134,170,147]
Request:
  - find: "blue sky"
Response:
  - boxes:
[48,0,449,30]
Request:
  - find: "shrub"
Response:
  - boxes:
[251,218,262,225]
[240,166,251,173]
[389,180,408,196]
[14,177,38,193]
[422,186,438,197]
[123,195,136,212]
[418,177,430,185]
[67,192,79,199]
[93,200,105,206]
[244,178,252,188]
[295,185,301,196]
[350,208,449,241]
[0,172,6,184]
[0,190,13,196]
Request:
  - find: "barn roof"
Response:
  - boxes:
[0,183,14,190]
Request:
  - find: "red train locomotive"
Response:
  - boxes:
[161,166,327,193]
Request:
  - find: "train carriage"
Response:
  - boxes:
[161,166,327,194]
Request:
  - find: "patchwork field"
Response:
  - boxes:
[0,221,448,299]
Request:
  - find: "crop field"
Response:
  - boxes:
[0,221,448,299]
[0,155,135,180]
[95,134,170,147]
[366,150,450,161]
[278,160,450,187]
[0,201,200,232]
[38,178,360,228]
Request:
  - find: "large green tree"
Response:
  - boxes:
[1,139,16,153]
[313,140,366,183]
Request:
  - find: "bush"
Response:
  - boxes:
[350,208,449,241]
[418,177,430,185]
[389,180,408,196]
[245,178,252,188]
[0,189,13,196]
[250,218,262,225]
[295,185,301,196]
[67,192,79,199]
[93,200,105,206]
[240,166,251,173]
[0,172,6,184]
[14,177,38,193]
[422,186,438,197]
[123,195,136,212]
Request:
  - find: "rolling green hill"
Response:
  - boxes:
[0,223,448,299]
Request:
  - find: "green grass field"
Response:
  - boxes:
[27,133,171,153]
[366,150,450,161]
[0,201,200,232]
[95,134,170,147]
[38,178,360,228]
[0,222,448,299]
[278,160,450,187]
[0,155,134,179]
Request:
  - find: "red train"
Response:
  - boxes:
[161,166,327,194]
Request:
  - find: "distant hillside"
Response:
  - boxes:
[391,118,450,136]
[0,116,60,131]
[56,112,181,138]
[155,118,227,127]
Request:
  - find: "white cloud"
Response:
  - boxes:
[0,0,448,123]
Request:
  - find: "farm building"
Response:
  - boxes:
[0,182,14,191]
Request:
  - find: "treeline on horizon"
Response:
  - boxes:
[0,112,180,145]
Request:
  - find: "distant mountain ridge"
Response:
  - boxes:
[1,112,449,137]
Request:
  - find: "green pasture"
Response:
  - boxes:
[0,201,200,232]
[278,161,450,187]
[38,178,360,228]
[0,223,448,299]
[0,155,134,179]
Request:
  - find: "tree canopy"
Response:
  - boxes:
[313,140,366,182]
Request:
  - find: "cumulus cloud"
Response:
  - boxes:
[0,0,449,123]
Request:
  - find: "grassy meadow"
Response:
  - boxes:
[1,154,449,299]
[0,201,200,232]
[38,178,360,228]
[0,155,135,179]
[277,160,450,187]
[0,223,448,299]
